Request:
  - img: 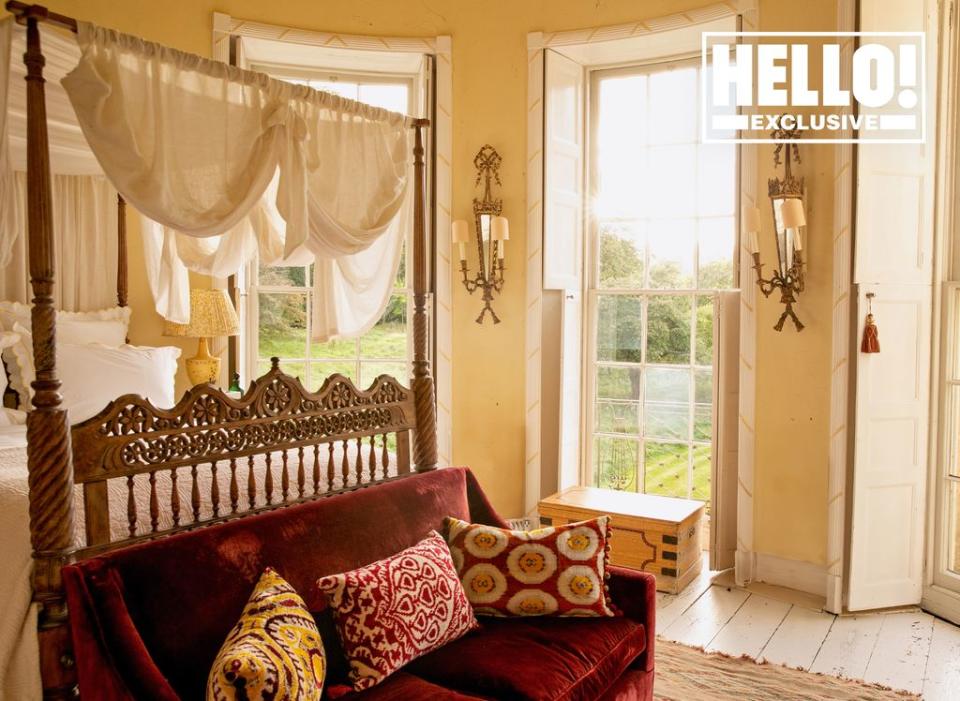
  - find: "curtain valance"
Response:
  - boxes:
[0,18,416,338]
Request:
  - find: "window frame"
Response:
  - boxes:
[581,57,738,500]
[240,66,418,390]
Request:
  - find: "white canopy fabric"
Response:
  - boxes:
[0,18,413,337]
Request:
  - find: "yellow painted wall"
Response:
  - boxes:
[751,0,837,567]
[14,1,841,561]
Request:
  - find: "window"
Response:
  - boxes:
[585,60,736,504]
[242,67,415,389]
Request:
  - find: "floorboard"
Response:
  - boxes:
[705,593,790,658]
[656,557,960,696]
[922,617,960,700]
[862,611,934,694]
[802,613,884,679]
[757,604,835,670]
[661,585,749,648]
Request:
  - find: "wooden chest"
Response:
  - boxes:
[538,486,704,594]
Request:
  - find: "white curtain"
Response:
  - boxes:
[58,21,412,336]
[0,172,119,311]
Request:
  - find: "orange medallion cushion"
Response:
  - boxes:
[316,531,478,692]
[207,568,326,701]
[444,516,618,618]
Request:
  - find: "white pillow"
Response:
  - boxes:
[11,323,180,424]
[0,302,131,407]
[0,407,26,426]
[1,330,19,404]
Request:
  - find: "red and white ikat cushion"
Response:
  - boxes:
[444,516,617,618]
[316,531,477,692]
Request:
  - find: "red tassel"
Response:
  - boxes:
[861,313,880,353]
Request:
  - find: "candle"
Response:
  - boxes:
[498,240,505,260]
[793,229,803,252]
[458,242,466,261]
[748,230,759,254]
[452,220,469,262]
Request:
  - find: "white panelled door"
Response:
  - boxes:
[544,49,585,491]
[847,0,937,611]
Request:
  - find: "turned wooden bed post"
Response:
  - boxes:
[116,194,128,307]
[410,118,437,472]
[17,5,79,698]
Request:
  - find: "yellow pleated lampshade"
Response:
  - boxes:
[163,289,240,338]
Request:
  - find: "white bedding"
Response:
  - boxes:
[0,429,395,699]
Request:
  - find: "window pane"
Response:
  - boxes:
[648,67,697,145]
[648,219,695,289]
[698,218,735,289]
[695,369,713,404]
[697,143,736,216]
[358,83,408,113]
[596,366,640,400]
[597,295,643,363]
[259,265,307,287]
[313,361,358,386]
[596,401,639,435]
[258,293,307,360]
[594,436,639,492]
[695,295,715,365]
[310,80,358,100]
[694,404,712,442]
[644,367,690,440]
[598,221,645,289]
[949,385,960,479]
[691,445,711,502]
[646,295,691,364]
[645,442,689,498]
[395,241,407,288]
[257,360,311,389]
[311,335,357,360]
[361,361,408,388]
[646,145,696,218]
[360,295,407,359]
[596,75,647,219]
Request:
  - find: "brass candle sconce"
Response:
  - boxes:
[743,125,808,332]
[453,145,509,324]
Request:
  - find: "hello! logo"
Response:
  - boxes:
[701,32,925,144]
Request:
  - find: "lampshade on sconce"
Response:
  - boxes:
[742,205,762,253]
[164,288,240,386]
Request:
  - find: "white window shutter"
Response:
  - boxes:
[711,290,740,571]
[543,49,585,491]
[847,0,936,611]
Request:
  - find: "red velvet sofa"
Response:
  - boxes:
[62,467,656,700]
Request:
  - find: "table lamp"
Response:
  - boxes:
[163,289,240,386]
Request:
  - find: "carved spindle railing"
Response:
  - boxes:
[71,363,417,553]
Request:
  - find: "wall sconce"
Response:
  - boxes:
[743,127,807,332]
[453,145,508,324]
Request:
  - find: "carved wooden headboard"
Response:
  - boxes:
[71,359,417,555]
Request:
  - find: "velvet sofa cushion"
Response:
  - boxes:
[445,516,616,617]
[317,532,477,692]
[63,468,502,700]
[404,615,647,701]
[207,568,326,701]
[348,671,491,700]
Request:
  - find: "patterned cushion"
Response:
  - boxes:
[445,516,617,618]
[316,531,478,692]
[207,568,326,701]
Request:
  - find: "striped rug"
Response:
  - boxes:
[654,640,919,700]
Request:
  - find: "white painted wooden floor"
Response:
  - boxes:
[657,561,960,699]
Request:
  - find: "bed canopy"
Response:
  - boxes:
[2,2,436,697]
[0,5,415,334]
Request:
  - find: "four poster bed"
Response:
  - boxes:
[2,2,439,697]
[2,3,658,699]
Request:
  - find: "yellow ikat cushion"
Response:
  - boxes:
[207,568,326,701]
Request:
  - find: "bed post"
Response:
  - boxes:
[20,8,78,699]
[411,119,437,472]
[117,194,128,307]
